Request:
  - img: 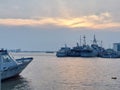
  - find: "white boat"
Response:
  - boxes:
[0,49,33,80]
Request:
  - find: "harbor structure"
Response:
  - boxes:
[113,43,120,52]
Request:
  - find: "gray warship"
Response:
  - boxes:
[56,35,119,58]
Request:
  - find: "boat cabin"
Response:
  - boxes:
[0,50,17,71]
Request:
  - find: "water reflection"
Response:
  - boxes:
[55,58,120,90]
[2,75,33,90]
[2,53,120,90]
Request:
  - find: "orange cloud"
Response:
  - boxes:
[0,12,120,29]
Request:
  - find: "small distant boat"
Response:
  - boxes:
[0,49,33,80]
[45,51,55,53]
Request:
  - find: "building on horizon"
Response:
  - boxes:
[113,43,120,52]
[9,49,21,52]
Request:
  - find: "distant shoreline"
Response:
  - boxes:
[9,51,56,53]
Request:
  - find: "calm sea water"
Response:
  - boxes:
[2,53,120,90]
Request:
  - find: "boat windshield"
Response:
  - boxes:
[0,55,12,63]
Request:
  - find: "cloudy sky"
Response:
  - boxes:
[0,0,120,51]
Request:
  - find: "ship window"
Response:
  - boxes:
[2,55,11,63]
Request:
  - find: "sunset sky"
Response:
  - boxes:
[0,0,120,51]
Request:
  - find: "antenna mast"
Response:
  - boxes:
[93,34,97,45]
[83,35,86,45]
[80,35,81,46]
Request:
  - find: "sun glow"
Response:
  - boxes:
[0,12,120,29]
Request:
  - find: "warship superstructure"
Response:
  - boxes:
[56,35,120,58]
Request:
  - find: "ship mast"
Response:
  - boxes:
[76,42,79,47]
[83,35,86,45]
[93,34,97,45]
[80,35,81,46]
[100,41,103,47]
[65,44,67,48]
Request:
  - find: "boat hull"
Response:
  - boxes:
[1,58,32,80]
